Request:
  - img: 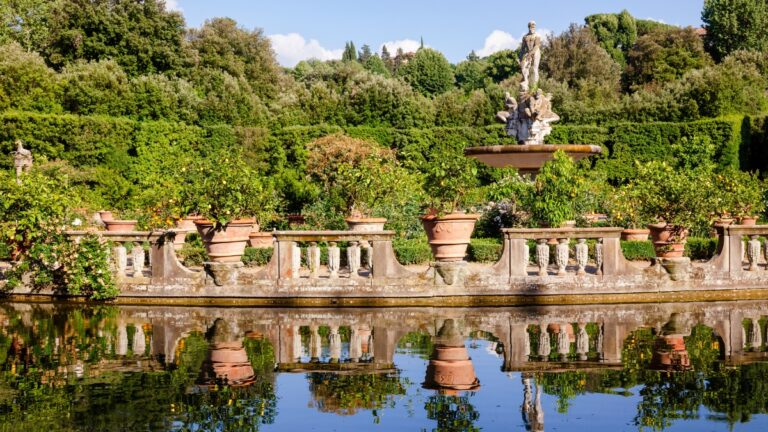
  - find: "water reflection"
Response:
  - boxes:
[0,301,767,430]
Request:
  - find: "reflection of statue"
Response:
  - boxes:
[12,139,33,184]
[521,374,544,432]
[519,21,542,91]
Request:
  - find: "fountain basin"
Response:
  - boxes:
[464,144,602,173]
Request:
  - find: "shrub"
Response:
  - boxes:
[242,247,274,267]
[393,238,432,265]
[620,241,656,261]
[685,237,718,260]
[468,238,503,262]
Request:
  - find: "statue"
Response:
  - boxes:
[519,21,542,92]
[12,139,33,184]
[494,20,558,145]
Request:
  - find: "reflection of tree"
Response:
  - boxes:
[397,330,434,359]
[308,371,407,417]
[424,394,480,432]
[539,371,588,413]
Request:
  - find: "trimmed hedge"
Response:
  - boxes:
[468,238,504,262]
[242,247,274,267]
[621,241,656,261]
[393,238,433,265]
[619,237,719,261]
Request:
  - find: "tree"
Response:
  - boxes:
[454,58,487,92]
[187,17,281,101]
[362,54,390,76]
[585,10,638,65]
[358,44,372,63]
[542,24,621,92]
[381,45,393,72]
[702,0,768,61]
[625,27,712,90]
[342,41,357,61]
[59,59,133,116]
[0,0,56,52]
[0,42,61,113]
[484,49,520,83]
[45,0,187,76]
[397,48,454,96]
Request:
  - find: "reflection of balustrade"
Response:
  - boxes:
[496,228,636,278]
[271,231,411,280]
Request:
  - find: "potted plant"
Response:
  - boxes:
[528,151,586,228]
[336,155,423,232]
[102,209,140,232]
[421,145,480,262]
[180,152,275,263]
[609,188,653,241]
[630,161,714,258]
[724,169,766,225]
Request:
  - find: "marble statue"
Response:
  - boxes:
[12,139,32,184]
[519,21,542,92]
[494,20,558,145]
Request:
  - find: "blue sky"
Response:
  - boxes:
[166,0,705,66]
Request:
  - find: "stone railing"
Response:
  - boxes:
[709,224,768,273]
[493,228,638,278]
[66,230,199,284]
[263,231,412,280]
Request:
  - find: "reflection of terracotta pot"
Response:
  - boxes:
[648,223,688,258]
[424,345,480,391]
[210,346,249,363]
[740,216,758,226]
[248,231,274,248]
[195,219,253,262]
[104,220,138,232]
[421,213,480,262]
[345,217,387,231]
[621,228,650,241]
[177,215,204,230]
[650,334,691,371]
[199,342,256,387]
[434,346,471,362]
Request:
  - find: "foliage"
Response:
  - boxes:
[529,151,586,227]
[45,0,187,76]
[242,247,273,267]
[620,240,656,261]
[177,233,207,267]
[0,42,61,113]
[179,148,277,229]
[702,0,768,61]
[307,372,406,416]
[422,142,479,214]
[454,57,488,92]
[715,168,767,218]
[392,238,432,265]
[483,49,519,83]
[398,48,454,96]
[468,238,502,262]
[585,10,638,65]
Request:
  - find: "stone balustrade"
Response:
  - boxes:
[709,225,768,273]
[494,228,638,278]
[267,230,411,280]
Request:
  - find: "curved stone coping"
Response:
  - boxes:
[502,227,623,239]
[465,144,603,154]
[464,144,602,170]
[273,230,395,242]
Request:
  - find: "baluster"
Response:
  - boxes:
[556,238,569,276]
[742,239,747,263]
[750,317,763,350]
[113,243,127,275]
[133,323,146,355]
[576,323,589,361]
[291,243,301,279]
[347,241,361,277]
[363,243,373,272]
[328,242,340,278]
[131,244,145,276]
[538,324,551,359]
[536,239,549,276]
[523,327,531,359]
[329,325,342,362]
[349,327,362,362]
[309,325,321,362]
[307,242,321,277]
[292,326,303,361]
[595,239,604,276]
[747,235,761,271]
[557,323,570,361]
[523,241,530,267]
[116,324,128,356]
[575,239,588,275]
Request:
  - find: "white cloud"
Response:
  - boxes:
[380,39,423,55]
[645,17,667,24]
[477,30,519,57]
[268,33,343,67]
[165,0,182,12]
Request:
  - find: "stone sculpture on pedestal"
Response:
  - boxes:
[12,139,33,184]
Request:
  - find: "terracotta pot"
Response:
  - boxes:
[176,215,204,230]
[286,214,305,227]
[714,217,734,227]
[421,213,480,262]
[195,219,254,263]
[740,216,758,226]
[103,219,138,232]
[648,223,688,258]
[97,210,114,222]
[248,231,274,248]
[345,217,387,231]
[168,229,191,250]
[621,228,651,241]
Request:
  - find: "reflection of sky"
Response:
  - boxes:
[264,340,768,431]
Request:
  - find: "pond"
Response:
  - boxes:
[0,301,767,431]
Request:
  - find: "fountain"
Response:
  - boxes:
[464,20,602,173]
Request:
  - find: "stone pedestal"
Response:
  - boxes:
[659,257,691,281]
[204,262,243,286]
[433,261,467,286]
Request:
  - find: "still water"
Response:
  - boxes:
[0,301,767,431]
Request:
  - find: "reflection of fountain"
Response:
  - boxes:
[650,314,691,372]
[423,319,480,394]
[197,318,256,387]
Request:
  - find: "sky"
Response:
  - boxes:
[166,0,705,67]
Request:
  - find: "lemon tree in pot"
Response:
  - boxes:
[421,145,480,262]
[630,161,714,258]
[529,150,587,228]
[180,151,274,263]
[716,169,766,226]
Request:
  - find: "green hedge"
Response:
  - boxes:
[468,238,503,262]
[619,237,719,261]
[242,247,274,267]
[393,238,433,265]
[621,241,657,261]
